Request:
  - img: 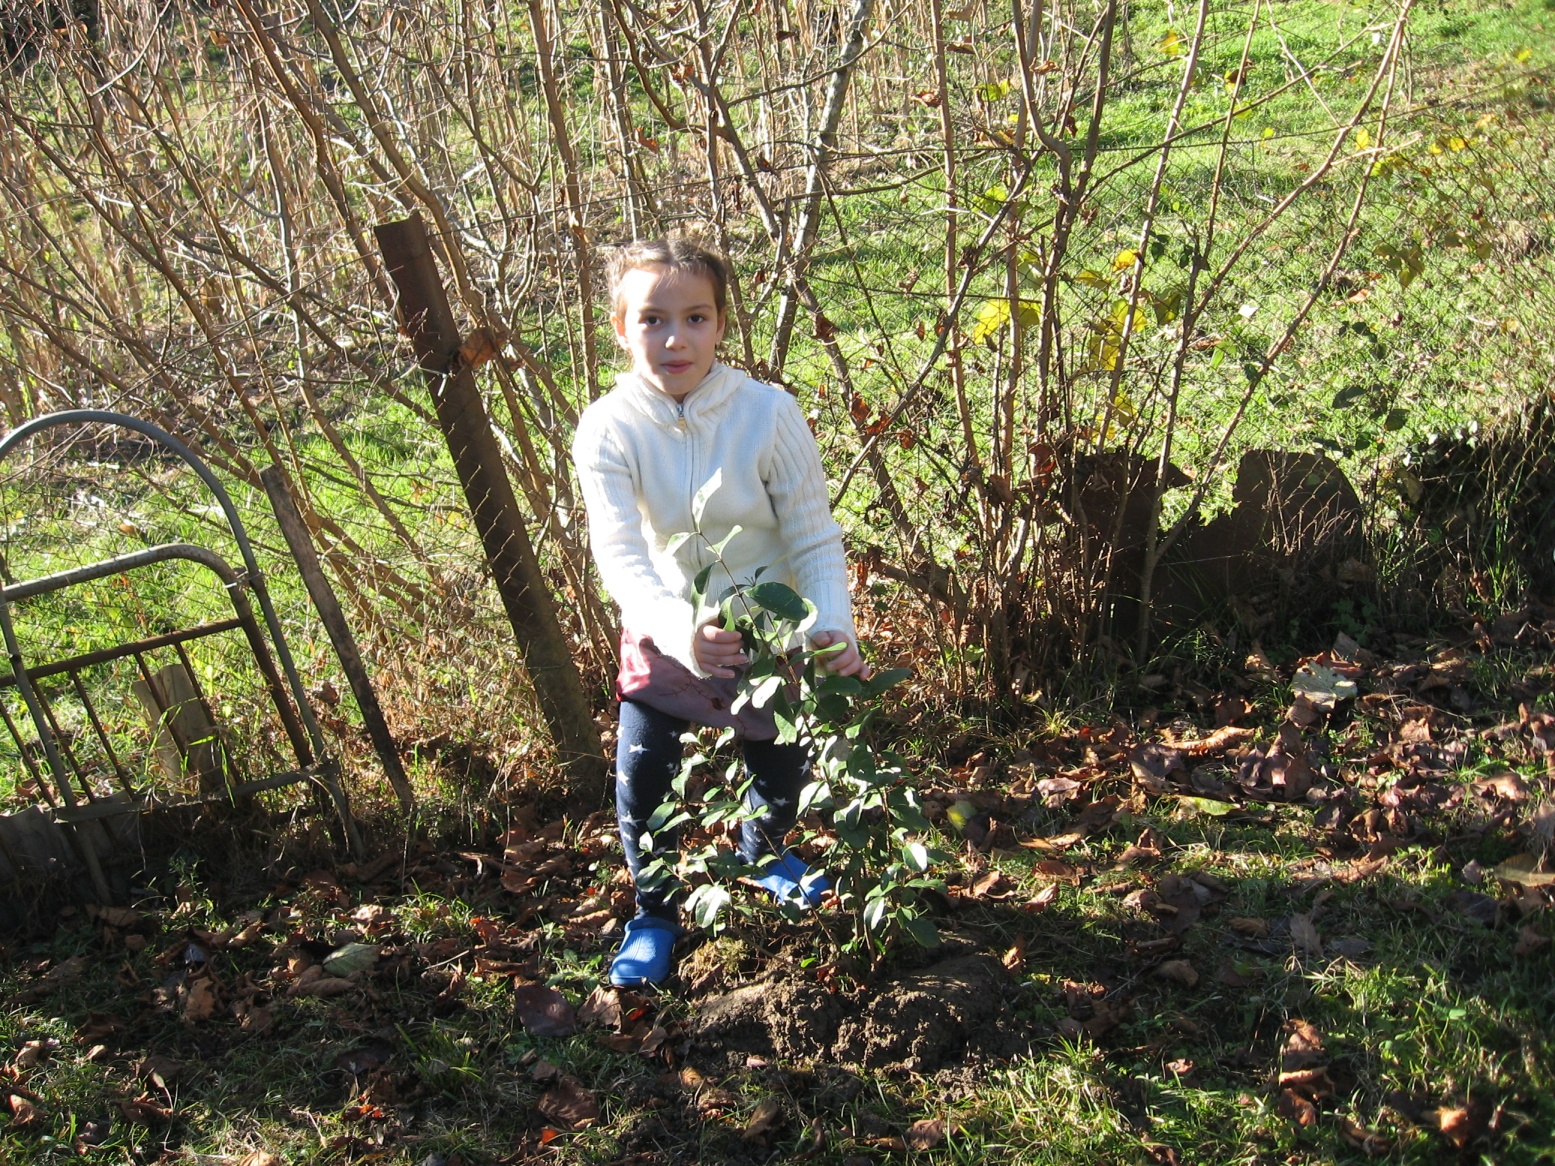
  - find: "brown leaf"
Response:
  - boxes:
[512,984,577,1038]
[1177,725,1256,756]
[1002,935,1026,973]
[743,1095,784,1141]
[9,954,90,1004]
[1338,1116,1390,1155]
[182,975,220,1022]
[117,1093,173,1124]
[92,906,145,928]
[1154,960,1199,988]
[1514,925,1550,957]
[529,1059,561,1082]
[7,1093,44,1128]
[1289,912,1323,959]
[906,1118,953,1150]
[1277,1088,1319,1127]
[1437,1105,1477,1147]
[1228,916,1270,938]
[577,985,624,1030]
[1278,1066,1334,1096]
[537,1076,599,1131]
[287,976,356,998]
[136,1054,186,1089]
[1023,884,1060,912]
[968,871,1014,899]
[238,1154,283,1166]
[1281,1020,1326,1070]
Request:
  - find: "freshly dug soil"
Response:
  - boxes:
[689,952,1032,1074]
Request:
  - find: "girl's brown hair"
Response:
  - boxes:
[606,238,730,320]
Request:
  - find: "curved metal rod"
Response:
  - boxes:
[0,409,328,761]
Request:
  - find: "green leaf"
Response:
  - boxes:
[746,581,808,622]
[863,895,888,933]
[708,524,743,556]
[1331,384,1369,409]
[687,884,731,930]
[816,675,864,697]
[691,468,723,527]
[664,531,693,554]
[858,667,912,698]
[691,561,717,609]
[1382,407,1407,431]
[903,841,930,872]
[900,915,942,948]
[1178,795,1235,816]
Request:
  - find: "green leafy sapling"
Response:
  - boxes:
[648,471,946,961]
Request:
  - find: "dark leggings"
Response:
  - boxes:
[616,698,810,920]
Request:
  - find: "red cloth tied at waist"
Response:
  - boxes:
[615,627,779,741]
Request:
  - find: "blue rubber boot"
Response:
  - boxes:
[754,851,830,909]
[608,916,680,987]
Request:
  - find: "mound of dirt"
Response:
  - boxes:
[689,953,1030,1074]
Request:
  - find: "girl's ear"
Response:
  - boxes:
[611,311,629,349]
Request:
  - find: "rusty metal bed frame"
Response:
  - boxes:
[0,410,361,906]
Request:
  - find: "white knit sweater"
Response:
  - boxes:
[572,363,855,676]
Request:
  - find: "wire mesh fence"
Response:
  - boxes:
[0,0,1548,831]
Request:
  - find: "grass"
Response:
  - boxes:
[2,1,1555,1161]
[3,615,1554,1164]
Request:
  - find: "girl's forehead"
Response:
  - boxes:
[616,264,717,308]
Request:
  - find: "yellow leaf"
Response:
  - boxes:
[1447,135,1467,151]
[1076,269,1112,290]
[1159,29,1185,56]
[970,298,1011,345]
[1515,46,1532,63]
[1261,126,1275,140]
[1353,127,1372,151]
[1499,317,1520,335]
[1112,249,1139,272]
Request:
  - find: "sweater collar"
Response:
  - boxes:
[615,362,743,425]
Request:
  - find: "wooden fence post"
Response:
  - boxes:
[260,463,417,814]
[373,214,608,808]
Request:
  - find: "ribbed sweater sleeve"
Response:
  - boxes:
[571,408,699,667]
[765,392,855,642]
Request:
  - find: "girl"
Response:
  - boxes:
[572,238,869,987]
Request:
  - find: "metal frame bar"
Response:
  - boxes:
[0,411,362,900]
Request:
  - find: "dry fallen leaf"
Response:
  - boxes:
[512,984,577,1038]
[1289,912,1323,959]
[117,1093,173,1124]
[136,1054,185,1089]
[239,1153,283,1166]
[1282,1019,1327,1070]
[1338,1115,1391,1155]
[181,976,220,1023]
[537,1076,599,1131]
[907,1117,954,1149]
[1514,925,1550,957]
[287,975,356,998]
[743,1095,784,1141]
[1154,960,1199,988]
[7,1093,44,1128]
[1228,916,1270,938]
[577,985,624,1029]
[1277,1088,1319,1127]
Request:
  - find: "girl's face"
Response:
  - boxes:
[612,264,726,401]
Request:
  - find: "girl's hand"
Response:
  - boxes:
[694,622,747,678]
[811,630,871,680]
